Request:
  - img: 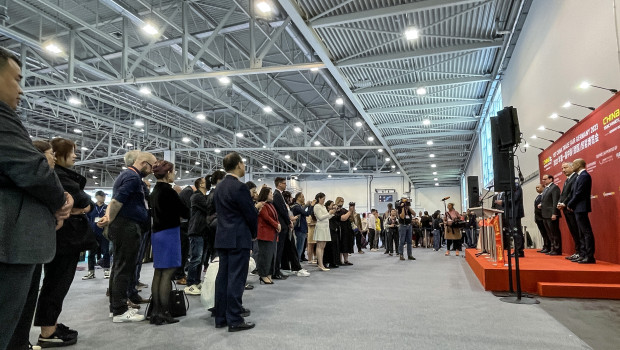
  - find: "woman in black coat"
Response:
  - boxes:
[34,138,95,348]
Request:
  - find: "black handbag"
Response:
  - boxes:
[169,282,189,317]
[58,214,99,253]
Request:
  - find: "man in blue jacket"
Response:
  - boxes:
[213,152,258,332]
[565,158,595,264]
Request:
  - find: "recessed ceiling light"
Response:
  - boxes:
[314,140,321,146]
[89,169,95,173]
[330,152,336,156]
[219,76,231,84]
[315,169,320,173]
[335,97,344,105]
[422,119,431,125]
[258,178,262,182]
[242,158,247,162]
[196,113,206,120]
[262,145,267,148]
[431,164,437,168]
[182,137,190,143]
[538,126,546,131]
[140,129,145,132]
[391,165,396,168]
[73,128,82,133]
[68,96,81,105]
[92,176,98,179]
[397,171,401,174]
[434,177,438,181]
[142,23,159,35]
[385,157,390,162]
[416,87,427,95]
[404,27,419,40]
[562,101,571,108]
[530,135,537,139]
[256,0,272,13]
[195,161,200,165]
[310,67,319,72]
[343,160,349,164]
[353,167,358,171]
[301,163,307,167]
[429,154,435,158]
[94,182,99,185]
[81,147,88,151]
[185,170,189,173]
[355,121,363,127]
[435,183,439,186]
[139,86,151,95]
[549,113,558,119]
[134,120,144,127]
[294,127,302,133]
[44,42,63,54]
[378,149,383,153]
[236,132,244,138]
[284,154,290,159]
[214,149,221,153]
[579,81,590,89]
[368,136,374,141]
[262,165,268,169]
[427,140,433,145]
[432,171,437,175]
[126,142,133,147]
[328,174,332,178]
[263,106,273,113]
[177,177,181,180]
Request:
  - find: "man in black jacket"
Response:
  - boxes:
[557,162,582,261]
[534,183,550,253]
[0,48,72,350]
[185,177,209,295]
[272,177,292,279]
[540,174,562,255]
[566,159,595,264]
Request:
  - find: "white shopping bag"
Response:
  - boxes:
[200,257,256,310]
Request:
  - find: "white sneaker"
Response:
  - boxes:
[281,270,294,276]
[104,270,110,279]
[296,269,310,277]
[82,271,95,280]
[112,309,145,323]
[184,284,201,295]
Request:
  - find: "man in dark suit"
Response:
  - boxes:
[534,183,550,253]
[566,158,595,264]
[272,177,292,279]
[557,162,582,261]
[213,152,258,332]
[540,174,562,255]
[0,48,72,350]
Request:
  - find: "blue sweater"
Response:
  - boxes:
[112,167,148,223]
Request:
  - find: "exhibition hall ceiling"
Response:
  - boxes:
[0,0,530,187]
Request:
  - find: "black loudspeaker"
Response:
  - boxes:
[490,117,513,192]
[467,176,480,208]
[496,106,521,147]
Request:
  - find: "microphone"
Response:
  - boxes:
[441,196,450,201]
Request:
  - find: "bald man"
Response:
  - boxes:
[98,151,157,321]
[566,159,595,264]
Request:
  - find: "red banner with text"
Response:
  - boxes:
[538,93,620,264]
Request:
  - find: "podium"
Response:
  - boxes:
[469,207,503,263]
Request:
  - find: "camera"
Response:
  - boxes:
[349,202,355,207]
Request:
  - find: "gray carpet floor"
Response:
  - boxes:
[29,248,598,350]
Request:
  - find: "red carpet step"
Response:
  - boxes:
[466,248,620,299]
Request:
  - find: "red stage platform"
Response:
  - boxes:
[466,248,620,299]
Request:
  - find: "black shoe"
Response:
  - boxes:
[571,257,584,263]
[567,254,580,260]
[56,323,78,338]
[578,258,596,264]
[37,328,78,348]
[408,256,416,260]
[343,261,353,266]
[229,321,255,332]
[548,251,561,256]
[241,307,251,317]
[384,251,389,254]
[538,249,550,254]
[330,264,340,268]
[244,284,254,290]
[259,277,274,285]
[272,274,288,280]
[301,257,308,262]
[510,253,525,258]
[130,295,149,304]
[215,322,227,329]
[399,255,405,260]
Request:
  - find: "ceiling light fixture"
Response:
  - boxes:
[431,164,437,168]
[367,136,374,141]
[549,113,579,123]
[385,157,390,162]
[142,23,159,36]
[397,171,401,174]
[378,149,383,153]
[563,100,595,111]
[435,183,439,186]
[434,178,438,181]
[355,121,363,127]
[219,76,231,84]
[416,87,427,95]
[73,128,82,134]
[182,137,190,143]
[579,81,618,94]
[310,67,319,72]
[139,86,151,95]
[328,175,332,178]
[314,140,321,146]
[236,132,244,138]
[335,97,344,105]
[284,154,290,159]
[433,171,437,175]
[89,169,95,173]
[315,169,321,173]
[68,96,81,105]
[242,158,247,162]
[330,152,336,156]
[185,170,190,173]
[343,160,349,164]
[426,140,433,145]
[44,42,63,54]
[134,120,144,127]
[301,163,307,167]
[263,106,273,113]
[391,165,396,169]
[214,149,221,153]
[81,147,88,151]
[195,161,200,165]
[256,1,272,13]
[404,27,420,40]
[294,127,302,133]
[429,154,435,158]
[353,167,357,171]
[262,165,268,169]
[196,113,206,120]
[126,142,133,147]
[422,119,431,125]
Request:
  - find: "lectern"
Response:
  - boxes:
[468,207,503,263]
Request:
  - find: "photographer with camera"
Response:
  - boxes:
[444,203,464,256]
[396,197,416,261]
[334,197,355,266]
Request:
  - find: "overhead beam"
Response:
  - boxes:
[391,141,472,149]
[336,40,502,67]
[385,130,475,140]
[376,117,478,129]
[310,0,483,28]
[23,63,324,92]
[355,75,492,94]
[368,100,484,114]
[174,145,383,152]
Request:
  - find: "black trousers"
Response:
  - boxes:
[215,248,249,327]
[368,229,376,249]
[274,226,288,276]
[543,218,562,254]
[281,232,301,271]
[324,229,341,266]
[563,210,583,256]
[0,263,37,350]
[108,216,141,315]
[446,239,462,251]
[535,218,549,250]
[8,264,42,350]
[355,231,363,252]
[257,240,276,277]
[174,223,189,279]
[575,212,595,259]
[34,252,80,326]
